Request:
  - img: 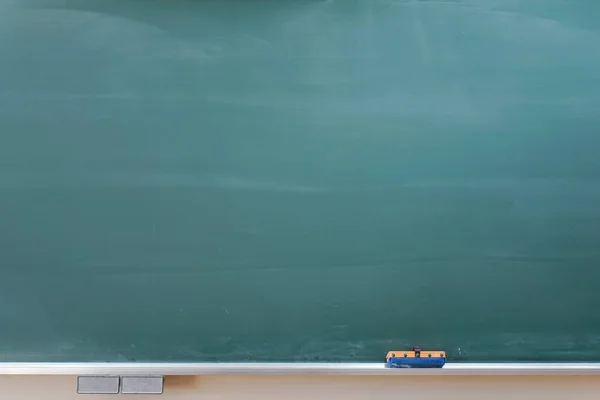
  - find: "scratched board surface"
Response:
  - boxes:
[1,0,600,362]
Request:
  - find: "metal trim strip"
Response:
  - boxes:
[0,362,599,375]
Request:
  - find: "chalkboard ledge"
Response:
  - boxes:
[0,363,599,375]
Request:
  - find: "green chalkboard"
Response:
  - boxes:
[1,0,600,362]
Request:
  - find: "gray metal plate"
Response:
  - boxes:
[77,375,120,394]
[121,375,164,394]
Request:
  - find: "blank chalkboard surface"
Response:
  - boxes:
[1,0,600,362]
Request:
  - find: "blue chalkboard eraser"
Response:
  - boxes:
[386,346,446,368]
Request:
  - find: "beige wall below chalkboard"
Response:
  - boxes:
[1,375,600,399]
